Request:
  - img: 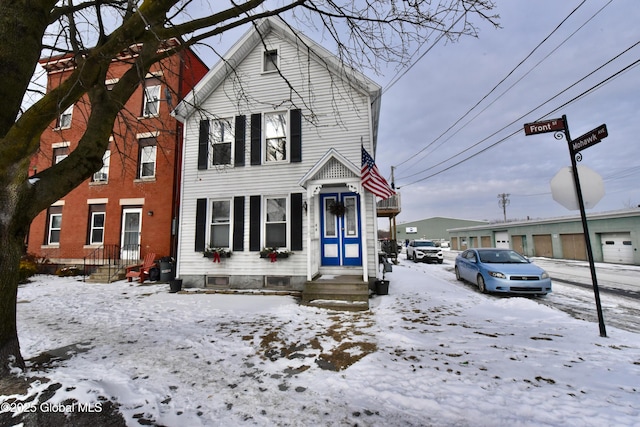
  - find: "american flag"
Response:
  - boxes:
[361,146,395,200]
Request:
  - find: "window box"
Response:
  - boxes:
[204,247,231,262]
[260,247,292,262]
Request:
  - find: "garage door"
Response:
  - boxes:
[601,232,634,264]
[480,236,492,247]
[560,233,587,261]
[533,234,553,258]
[512,235,526,255]
[495,231,509,249]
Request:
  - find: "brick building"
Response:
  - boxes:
[27,41,208,274]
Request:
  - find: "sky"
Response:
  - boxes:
[24,1,639,225]
[6,260,640,426]
[373,0,640,223]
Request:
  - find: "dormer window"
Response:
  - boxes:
[263,49,278,73]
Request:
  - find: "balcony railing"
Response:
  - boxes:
[376,193,401,217]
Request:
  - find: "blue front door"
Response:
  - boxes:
[320,193,362,266]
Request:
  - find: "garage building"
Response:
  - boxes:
[447,209,640,265]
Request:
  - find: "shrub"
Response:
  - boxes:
[19,257,38,284]
[55,266,81,277]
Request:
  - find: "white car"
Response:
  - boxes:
[407,240,444,264]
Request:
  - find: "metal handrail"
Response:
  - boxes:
[83,244,141,282]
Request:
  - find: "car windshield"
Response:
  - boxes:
[415,241,435,247]
[478,250,528,264]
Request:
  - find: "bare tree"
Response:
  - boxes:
[0,0,498,375]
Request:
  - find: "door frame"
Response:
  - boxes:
[319,192,362,267]
[121,207,142,261]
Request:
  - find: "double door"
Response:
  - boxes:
[320,193,362,266]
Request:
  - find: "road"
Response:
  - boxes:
[440,251,640,334]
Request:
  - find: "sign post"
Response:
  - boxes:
[524,115,607,337]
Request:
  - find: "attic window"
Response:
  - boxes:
[263,49,278,72]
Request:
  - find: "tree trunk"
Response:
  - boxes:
[0,226,27,375]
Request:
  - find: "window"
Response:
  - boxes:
[138,137,157,178]
[264,112,287,162]
[210,200,231,248]
[47,206,63,245]
[52,146,69,165]
[211,118,233,165]
[263,49,278,72]
[143,83,161,117]
[93,149,111,182]
[88,205,106,245]
[265,197,287,248]
[57,105,73,128]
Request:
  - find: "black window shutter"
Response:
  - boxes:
[250,113,261,165]
[234,115,245,167]
[195,198,207,251]
[291,193,303,251]
[249,195,261,251]
[290,109,302,163]
[198,120,209,170]
[233,196,245,251]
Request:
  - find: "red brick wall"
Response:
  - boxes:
[27,48,208,264]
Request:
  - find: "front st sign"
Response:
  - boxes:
[523,118,565,135]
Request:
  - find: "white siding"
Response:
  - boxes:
[178,28,378,281]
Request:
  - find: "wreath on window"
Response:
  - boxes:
[329,201,346,216]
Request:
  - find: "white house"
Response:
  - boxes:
[172,17,385,309]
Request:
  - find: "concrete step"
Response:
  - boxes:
[87,265,126,283]
[301,276,370,310]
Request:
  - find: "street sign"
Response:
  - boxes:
[571,124,608,154]
[523,118,565,135]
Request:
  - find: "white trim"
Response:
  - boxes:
[298,148,360,188]
[263,110,290,164]
[136,131,160,139]
[119,198,145,205]
[51,200,65,206]
[51,141,70,149]
[145,71,164,78]
[87,198,109,204]
[208,198,233,249]
[264,195,289,249]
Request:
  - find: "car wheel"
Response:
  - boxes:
[438,259,443,264]
[407,252,412,260]
[455,266,462,281]
[413,255,418,263]
[477,275,487,293]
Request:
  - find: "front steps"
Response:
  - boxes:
[301,275,370,311]
[86,265,126,283]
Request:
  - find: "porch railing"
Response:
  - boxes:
[83,244,141,282]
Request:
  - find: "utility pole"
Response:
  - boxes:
[497,193,510,222]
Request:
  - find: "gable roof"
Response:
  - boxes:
[298,148,360,188]
[172,16,382,149]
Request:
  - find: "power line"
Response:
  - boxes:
[398,56,640,188]
[394,0,592,171]
[398,0,614,181]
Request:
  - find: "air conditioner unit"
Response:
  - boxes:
[93,172,108,182]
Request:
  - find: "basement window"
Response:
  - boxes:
[265,276,290,288]
[206,276,229,287]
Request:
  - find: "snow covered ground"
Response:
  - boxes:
[4,259,640,426]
